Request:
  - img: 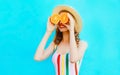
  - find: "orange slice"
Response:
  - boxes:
[60,12,69,24]
[50,14,60,25]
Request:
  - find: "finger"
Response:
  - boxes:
[67,13,75,24]
[54,24,57,29]
[65,25,69,28]
[48,17,50,21]
[64,24,70,29]
[67,13,74,21]
[47,17,51,23]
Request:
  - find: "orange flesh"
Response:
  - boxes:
[50,14,60,25]
[60,12,69,24]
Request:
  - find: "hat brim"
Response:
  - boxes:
[52,5,82,33]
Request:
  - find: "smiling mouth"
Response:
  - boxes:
[58,22,66,28]
[59,25,66,28]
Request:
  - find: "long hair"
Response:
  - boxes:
[53,27,80,48]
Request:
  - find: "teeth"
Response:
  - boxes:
[60,25,65,28]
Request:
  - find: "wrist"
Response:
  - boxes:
[70,30,75,36]
[47,29,52,32]
[46,30,52,34]
[70,29,74,33]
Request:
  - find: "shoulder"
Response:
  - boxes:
[78,40,88,49]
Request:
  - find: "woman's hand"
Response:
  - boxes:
[65,13,75,32]
[47,17,57,32]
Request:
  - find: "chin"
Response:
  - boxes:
[59,28,68,32]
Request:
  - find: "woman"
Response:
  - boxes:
[34,5,88,75]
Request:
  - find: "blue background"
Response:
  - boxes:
[0,0,120,75]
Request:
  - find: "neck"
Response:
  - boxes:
[62,31,69,43]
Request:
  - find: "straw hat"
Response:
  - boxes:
[52,5,82,33]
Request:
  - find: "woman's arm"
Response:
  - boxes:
[34,31,55,61]
[66,13,88,63]
[69,30,79,63]
[69,30,88,63]
[34,18,57,61]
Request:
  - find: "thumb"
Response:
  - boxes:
[64,24,70,30]
[54,24,57,29]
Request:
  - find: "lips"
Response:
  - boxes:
[59,25,66,28]
[58,23,66,28]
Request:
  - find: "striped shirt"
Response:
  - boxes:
[52,46,83,75]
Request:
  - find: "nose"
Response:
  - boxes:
[59,22,62,25]
[58,22,65,26]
